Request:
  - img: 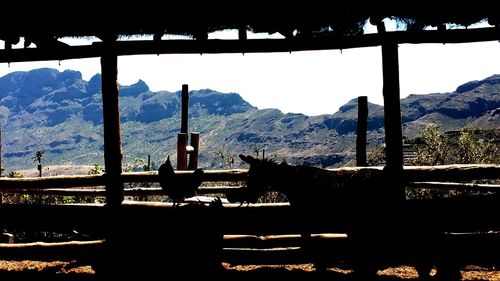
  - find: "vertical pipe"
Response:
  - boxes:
[188,132,200,170]
[356,96,368,166]
[101,35,124,206]
[177,133,187,170]
[181,84,189,136]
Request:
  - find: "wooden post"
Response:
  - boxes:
[238,25,247,41]
[356,96,368,167]
[379,22,405,200]
[177,133,187,170]
[181,84,189,136]
[0,121,2,177]
[0,122,2,203]
[101,35,124,206]
[381,44,403,170]
[188,132,200,170]
[146,154,151,171]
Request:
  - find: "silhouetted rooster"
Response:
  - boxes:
[158,156,204,206]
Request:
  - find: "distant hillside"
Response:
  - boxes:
[0,68,499,173]
[331,74,500,139]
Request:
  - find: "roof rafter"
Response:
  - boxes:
[0,27,499,63]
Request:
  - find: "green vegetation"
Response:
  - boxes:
[8,171,24,178]
[410,125,500,165]
[411,124,449,165]
[216,149,236,169]
[402,124,500,199]
[367,145,385,166]
[88,164,104,175]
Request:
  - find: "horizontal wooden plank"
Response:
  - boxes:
[403,164,500,182]
[222,232,500,267]
[0,240,105,261]
[1,165,498,192]
[1,200,499,235]
[3,186,241,197]
[223,234,347,249]
[1,27,500,62]
[0,169,247,191]
[407,182,500,192]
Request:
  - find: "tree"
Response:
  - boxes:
[412,124,449,165]
[411,124,500,166]
[367,145,385,166]
[455,127,500,164]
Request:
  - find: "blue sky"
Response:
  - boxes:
[1,20,499,116]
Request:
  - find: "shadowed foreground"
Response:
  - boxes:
[0,261,499,281]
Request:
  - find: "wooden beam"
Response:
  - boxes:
[0,27,498,62]
[0,169,248,191]
[378,22,405,201]
[223,233,347,249]
[0,240,105,261]
[4,186,243,197]
[1,198,500,236]
[0,174,104,190]
[407,182,500,192]
[120,169,248,183]
[0,165,498,192]
[403,164,500,182]
[356,96,368,167]
[380,42,403,169]
[101,36,124,206]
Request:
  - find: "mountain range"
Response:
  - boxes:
[0,68,499,173]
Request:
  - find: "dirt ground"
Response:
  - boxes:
[1,261,499,280]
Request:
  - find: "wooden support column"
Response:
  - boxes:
[379,22,404,200]
[356,96,368,167]
[381,42,403,170]
[101,36,124,206]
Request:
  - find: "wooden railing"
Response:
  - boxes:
[0,165,498,195]
[0,164,499,273]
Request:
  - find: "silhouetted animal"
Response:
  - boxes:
[232,155,438,278]
[158,156,204,206]
[229,155,383,208]
[232,155,440,279]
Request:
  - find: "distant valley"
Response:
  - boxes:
[0,68,499,173]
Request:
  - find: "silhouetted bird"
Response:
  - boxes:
[158,156,204,206]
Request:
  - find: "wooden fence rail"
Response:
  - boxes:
[407,182,500,192]
[0,240,105,262]
[0,169,247,191]
[2,186,241,197]
[0,165,499,192]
